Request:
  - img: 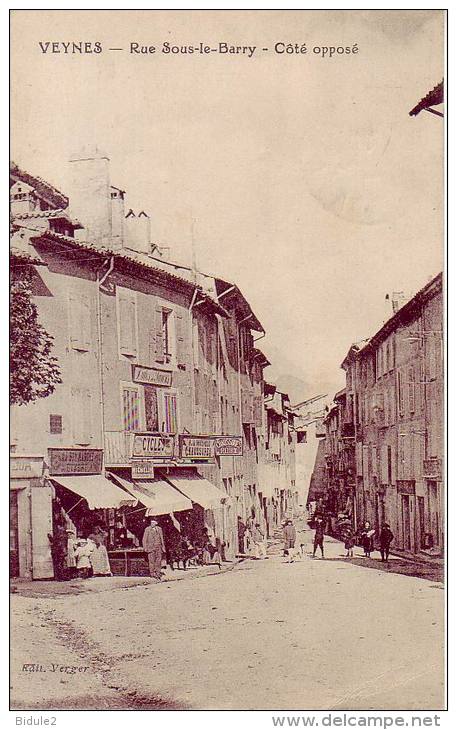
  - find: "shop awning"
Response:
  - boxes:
[50,475,138,510]
[109,474,192,517]
[160,470,227,510]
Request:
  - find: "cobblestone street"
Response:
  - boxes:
[10,528,444,711]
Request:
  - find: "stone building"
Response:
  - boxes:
[331,274,444,554]
[10,152,296,578]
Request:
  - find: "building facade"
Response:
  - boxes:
[10,153,297,578]
[320,274,444,554]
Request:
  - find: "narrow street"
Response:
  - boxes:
[10,526,444,711]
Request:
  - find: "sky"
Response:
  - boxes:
[11,10,444,403]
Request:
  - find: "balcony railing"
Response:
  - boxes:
[423,458,442,480]
[104,431,134,466]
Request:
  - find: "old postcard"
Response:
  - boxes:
[9,9,445,714]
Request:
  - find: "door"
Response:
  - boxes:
[402,494,411,551]
[417,496,425,550]
[10,491,19,577]
[31,486,54,579]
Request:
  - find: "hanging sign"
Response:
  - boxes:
[131,460,155,479]
[132,433,175,459]
[132,364,172,388]
[48,448,103,476]
[179,435,215,460]
[214,436,243,457]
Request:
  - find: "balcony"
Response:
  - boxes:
[104,431,134,466]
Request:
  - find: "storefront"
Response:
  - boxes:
[10,455,46,579]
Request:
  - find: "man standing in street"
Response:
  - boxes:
[283,519,296,557]
[312,515,325,559]
[142,517,165,580]
[379,523,394,563]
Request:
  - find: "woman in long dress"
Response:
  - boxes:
[88,532,112,576]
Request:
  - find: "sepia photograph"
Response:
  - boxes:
[9,8,445,714]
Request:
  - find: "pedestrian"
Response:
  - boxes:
[344,526,355,558]
[379,523,394,563]
[142,517,165,581]
[283,519,296,558]
[252,522,267,559]
[312,515,325,558]
[74,537,95,579]
[237,516,247,555]
[361,521,375,557]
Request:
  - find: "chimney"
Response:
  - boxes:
[68,146,112,247]
[391,291,406,314]
[124,210,151,254]
[110,186,125,249]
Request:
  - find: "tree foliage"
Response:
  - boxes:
[10,266,62,406]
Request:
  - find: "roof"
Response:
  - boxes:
[357,272,442,357]
[26,228,229,315]
[307,439,328,504]
[252,347,270,367]
[10,162,68,209]
[214,277,264,332]
[340,339,371,370]
[13,208,83,229]
[409,80,444,117]
[10,246,46,266]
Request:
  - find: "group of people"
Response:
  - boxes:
[237,516,268,560]
[282,514,395,563]
[49,523,112,580]
[142,517,224,581]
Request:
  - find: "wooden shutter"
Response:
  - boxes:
[155,305,165,363]
[119,290,137,356]
[81,294,91,351]
[380,444,389,484]
[31,486,54,579]
[175,310,188,368]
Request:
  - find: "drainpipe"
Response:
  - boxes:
[188,287,199,435]
[96,256,114,455]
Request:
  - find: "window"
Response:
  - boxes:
[408,366,415,413]
[123,387,140,432]
[192,319,200,370]
[144,386,159,432]
[397,370,405,416]
[161,391,178,434]
[49,414,62,435]
[117,287,137,357]
[153,305,176,365]
[68,292,91,352]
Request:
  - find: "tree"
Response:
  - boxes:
[10,265,61,405]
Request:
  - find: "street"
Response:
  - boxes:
[10,527,444,711]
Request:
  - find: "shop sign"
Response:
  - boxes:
[214,436,243,457]
[179,435,215,460]
[48,448,103,476]
[132,364,172,388]
[132,433,175,459]
[131,460,155,479]
[10,456,44,480]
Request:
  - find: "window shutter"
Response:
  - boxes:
[119,291,137,356]
[155,305,164,363]
[81,295,91,351]
[362,445,369,486]
[380,444,389,484]
[175,310,187,368]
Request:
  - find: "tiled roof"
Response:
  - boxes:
[10,162,68,209]
[10,246,46,265]
[409,80,444,116]
[28,229,228,315]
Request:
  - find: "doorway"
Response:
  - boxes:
[401,494,411,551]
[10,491,19,577]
